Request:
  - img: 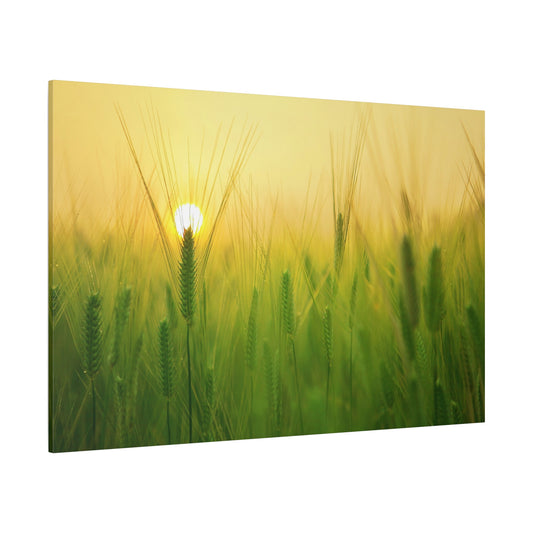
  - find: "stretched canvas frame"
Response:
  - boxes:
[49,81,484,452]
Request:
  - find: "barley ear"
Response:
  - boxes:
[158,318,173,399]
[114,374,126,447]
[281,269,295,337]
[323,306,333,367]
[82,292,104,379]
[334,212,345,276]
[179,227,197,326]
[245,287,259,371]
[349,271,358,330]
[110,285,132,369]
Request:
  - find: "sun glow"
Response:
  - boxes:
[174,203,204,237]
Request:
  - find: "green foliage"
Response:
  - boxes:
[363,250,370,282]
[451,400,464,425]
[399,292,416,360]
[49,285,60,319]
[202,366,216,441]
[50,187,484,451]
[467,304,484,368]
[114,374,126,447]
[415,331,430,382]
[380,361,395,409]
[433,379,448,425]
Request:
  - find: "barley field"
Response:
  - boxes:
[49,81,484,452]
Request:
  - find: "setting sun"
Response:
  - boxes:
[174,203,203,237]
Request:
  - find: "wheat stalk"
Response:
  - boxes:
[400,235,419,328]
[245,287,259,371]
[280,269,303,432]
[109,286,132,369]
[81,292,103,446]
[263,340,281,436]
[245,287,259,435]
[158,318,174,444]
[202,365,215,441]
[348,271,358,425]
[423,246,445,332]
[114,374,126,447]
[334,212,346,279]
[179,227,197,443]
[433,378,448,425]
[323,305,333,427]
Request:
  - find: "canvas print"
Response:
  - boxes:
[49,81,484,452]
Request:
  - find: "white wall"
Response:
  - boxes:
[1,1,531,531]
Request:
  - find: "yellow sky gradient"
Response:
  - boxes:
[50,81,484,242]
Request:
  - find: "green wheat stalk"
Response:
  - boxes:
[400,235,419,328]
[281,270,295,337]
[201,280,207,333]
[323,305,333,427]
[433,378,449,425]
[332,212,346,298]
[415,330,431,385]
[202,365,215,441]
[179,227,197,443]
[423,246,445,333]
[81,292,103,447]
[114,374,126,447]
[348,271,357,425]
[263,340,281,436]
[280,269,303,433]
[415,331,432,423]
[127,331,144,443]
[245,287,259,372]
[466,304,484,371]
[245,287,259,436]
[109,285,132,369]
[158,318,174,444]
[48,284,60,450]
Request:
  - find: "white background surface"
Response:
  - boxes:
[1,1,532,531]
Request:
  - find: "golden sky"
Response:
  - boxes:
[50,81,484,240]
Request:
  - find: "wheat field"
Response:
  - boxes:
[49,81,484,452]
